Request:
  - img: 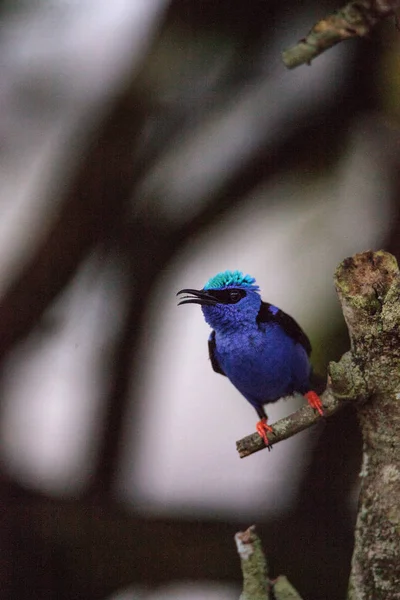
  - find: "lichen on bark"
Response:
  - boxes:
[235,526,269,600]
[334,251,400,600]
[235,526,303,600]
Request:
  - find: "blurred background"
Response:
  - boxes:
[1,1,400,599]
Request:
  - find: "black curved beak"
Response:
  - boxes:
[177,288,218,306]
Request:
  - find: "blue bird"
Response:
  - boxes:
[177,270,323,446]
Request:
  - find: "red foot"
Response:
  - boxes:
[305,390,324,416]
[256,417,274,447]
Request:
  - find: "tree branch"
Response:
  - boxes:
[235,526,269,600]
[235,526,303,600]
[334,250,400,599]
[282,0,400,69]
[236,387,341,458]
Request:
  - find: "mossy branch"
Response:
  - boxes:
[335,250,400,600]
[235,526,303,600]
[282,0,400,69]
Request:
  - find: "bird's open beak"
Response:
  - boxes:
[177,288,218,306]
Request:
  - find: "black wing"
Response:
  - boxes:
[256,301,312,356]
[208,331,226,375]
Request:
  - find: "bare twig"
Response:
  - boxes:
[282,0,400,69]
[236,387,341,458]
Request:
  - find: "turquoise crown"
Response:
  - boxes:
[204,270,259,291]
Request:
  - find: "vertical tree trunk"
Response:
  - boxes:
[334,251,400,600]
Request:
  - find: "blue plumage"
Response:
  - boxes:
[204,270,259,291]
[177,270,323,445]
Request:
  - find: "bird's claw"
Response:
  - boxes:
[305,390,324,416]
[256,417,274,449]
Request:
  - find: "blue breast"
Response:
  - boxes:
[214,323,311,407]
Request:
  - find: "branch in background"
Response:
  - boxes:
[0,84,143,362]
[235,526,269,600]
[235,526,303,600]
[273,576,304,600]
[282,0,400,69]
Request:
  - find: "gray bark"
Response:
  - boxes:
[334,251,400,599]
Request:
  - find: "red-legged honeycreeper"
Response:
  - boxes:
[177,270,323,447]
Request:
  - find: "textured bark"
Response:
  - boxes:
[235,526,270,600]
[236,387,339,457]
[282,0,400,69]
[235,526,303,600]
[333,251,400,600]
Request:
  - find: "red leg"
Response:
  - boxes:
[256,417,274,447]
[305,390,324,416]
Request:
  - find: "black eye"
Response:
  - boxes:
[229,290,242,303]
[207,288,245,304]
